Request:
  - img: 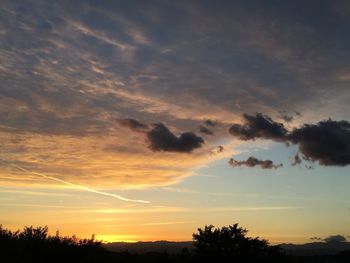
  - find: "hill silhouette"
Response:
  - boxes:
[280,242,350,256]
[104,241,194,254]
[104,240,350,257]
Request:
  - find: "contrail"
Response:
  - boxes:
[2,162,150,204]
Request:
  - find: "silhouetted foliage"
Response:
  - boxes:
[192,223,288,262]
[3,223,348,262]
[0,225,110,263]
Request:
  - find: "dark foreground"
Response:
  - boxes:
[1,224,349,263]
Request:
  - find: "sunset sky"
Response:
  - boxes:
[0,0,350,244]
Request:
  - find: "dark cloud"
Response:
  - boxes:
[288,120,350,166]
[229,156,283,169]
[324,235,347,243]
[117,119,205,153]
[199,125,214,136]
[147,123,204,153]
[281,114,293,122]
[230,113,350,166]
[117,118,149,131]
[279,111,293,123]
[229,113,288,142]
[291,154,302,166]
[217,145,224,153]
[210,145,224,155]
[204,119,217,127]
[278,110,302,123]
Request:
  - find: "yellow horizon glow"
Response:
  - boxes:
[96,235,143,243]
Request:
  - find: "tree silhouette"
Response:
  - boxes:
[19,226,48,241]
[192,223,287,262]
[0,225,110,263]
[0,224,295,262]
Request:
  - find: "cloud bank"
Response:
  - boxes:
[229,113,350,166]
[0,0,349,190]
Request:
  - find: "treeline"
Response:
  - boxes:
[0,225,112,262]
[0,224,349,263]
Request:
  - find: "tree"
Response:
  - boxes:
[192,223,287,262]
[0,225,108,263]
[19,226,48,241]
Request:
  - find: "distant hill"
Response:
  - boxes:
[103,241,193,254]
[104,241,350,256]
[280,242,350,256]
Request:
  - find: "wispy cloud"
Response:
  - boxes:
[1,0,348,194]
[85,206,300,214]
[1,161,150,204]
[141,221,192,226]
[0,189,71,197]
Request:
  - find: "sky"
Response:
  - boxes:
[0,0,349,244]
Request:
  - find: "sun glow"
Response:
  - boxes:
[96,235,142,243]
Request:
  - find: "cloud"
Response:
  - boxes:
[278,110,302,123]
[1,0,349,195]
[147,123,204,153]
[199,125,214,136]
[0,131,217,189]
[2,161,150,204]
[85,205,299,214]
[229,156,283,169]
[291,153,302,166]
[210,145,224,155]
[229,113,288,142]
[117,118,149,131]
[204,119,217,126]
[116,119,206,153]
[288,119,350,166]
[310,236,322,241]
[279,111,293,122]
[324,235,347,243]
[230,113,350,166]
[217,145,224,153]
